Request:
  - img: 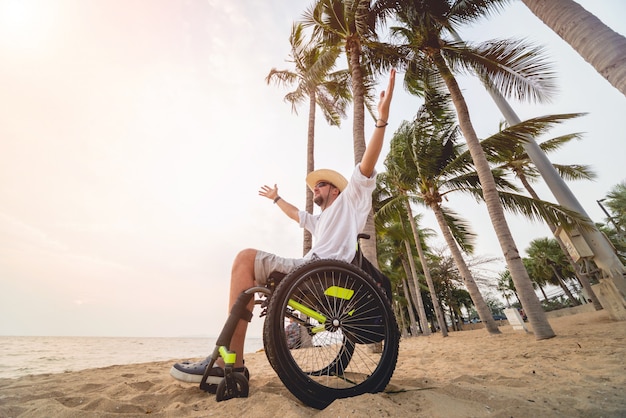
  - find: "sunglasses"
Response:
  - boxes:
[314,181,334,189]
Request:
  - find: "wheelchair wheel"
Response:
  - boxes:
[263,260,399,410]
[215,371,249,402]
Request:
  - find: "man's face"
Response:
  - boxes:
[313,181,335,207]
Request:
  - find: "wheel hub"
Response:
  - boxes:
[325,317,342,332]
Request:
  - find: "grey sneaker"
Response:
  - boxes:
[170,357,249,388]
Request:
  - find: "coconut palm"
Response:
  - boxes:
[525,237,581,306]
[496,270,516,308]
[376,155,447,335]
[303,0,392,161]
[302,0,395,263]
[522,257,550,302]
[387,0,561,339]
[381,104,503,333]
[602,181,626,246]
[266,23,351,254]
[378,235,414,335]
[380,95,594,335]
[374,185,433,335]
[483,114,594,192]
[484,113,602,309]
[521,0,626,97]
[429,251,475,331]
[377,217,423,335]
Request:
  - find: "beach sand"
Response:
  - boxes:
[1,310,624,417]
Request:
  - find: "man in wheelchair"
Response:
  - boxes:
[170,69,396,391]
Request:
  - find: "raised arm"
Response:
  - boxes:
[359,69,396,178]
[259,184,300,222]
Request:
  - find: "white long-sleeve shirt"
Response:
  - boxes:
[299,164,376,263]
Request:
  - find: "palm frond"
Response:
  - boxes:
[496,191,594,231]
[444,38,557,103]
[447,0,512,28]
[439,206,476,253]
[552,164,597,181]
[265,69,299,87]
[479,113,585,161]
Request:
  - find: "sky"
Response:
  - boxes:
[1,0,625,339]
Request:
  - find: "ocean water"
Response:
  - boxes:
[0,336,264,380]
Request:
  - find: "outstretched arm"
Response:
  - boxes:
[359,69,396,178]
[259,184,300,222]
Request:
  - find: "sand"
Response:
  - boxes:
[1,310,624,417]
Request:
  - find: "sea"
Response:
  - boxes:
[0,336,264,380]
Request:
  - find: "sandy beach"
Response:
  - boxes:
[1,310,624,417]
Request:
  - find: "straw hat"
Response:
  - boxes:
[306,169,348,192]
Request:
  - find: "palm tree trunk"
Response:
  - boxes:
[448,302,461,331]
[347,43,366,164]
[399,263,419,336]
[404,199,448,336]
[394,299,409,338]
[549,264,581,305]
[403,239,431,335]
[521,0,626,97]
[431,204,501,334]
[346,40,379,265]
[304,93,316,255]
[433,52,555,339]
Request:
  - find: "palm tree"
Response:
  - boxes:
[484,114,594,193]
[596,181,626,265]
[523,257,550,302]
[403,198,448,335]
[377,221,410,323]
[520,0,626,97]
[303,0,390,162]
[381,105,502,333]
[526,237,582,306]
[266,23,351,254]
[449,25,626,309]
[388,0,559,339]
[447,288,473,330]
[596,224,626,267]
[496,270,516,308]
[381,96,593,335]
[377,156,445,334]
[484,113,603,310]
[602,181,626,243]
[374,186,432,335]
[377,225,420,336]
[302,0,394,263]
[429,251,475,331]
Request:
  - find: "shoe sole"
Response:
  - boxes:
[169,366,224,385]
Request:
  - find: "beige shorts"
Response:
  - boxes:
[253,250,308,285]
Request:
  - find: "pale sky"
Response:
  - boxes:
[1,0,624,339]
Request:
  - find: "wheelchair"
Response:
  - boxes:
[198,236,400,410]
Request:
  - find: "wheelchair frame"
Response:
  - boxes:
[199,240,399,409]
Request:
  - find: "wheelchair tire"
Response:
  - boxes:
[215,371,249,402]
[263,259,399,410]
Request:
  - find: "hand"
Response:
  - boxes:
[377,68,396,122]
[259,184,279,200]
